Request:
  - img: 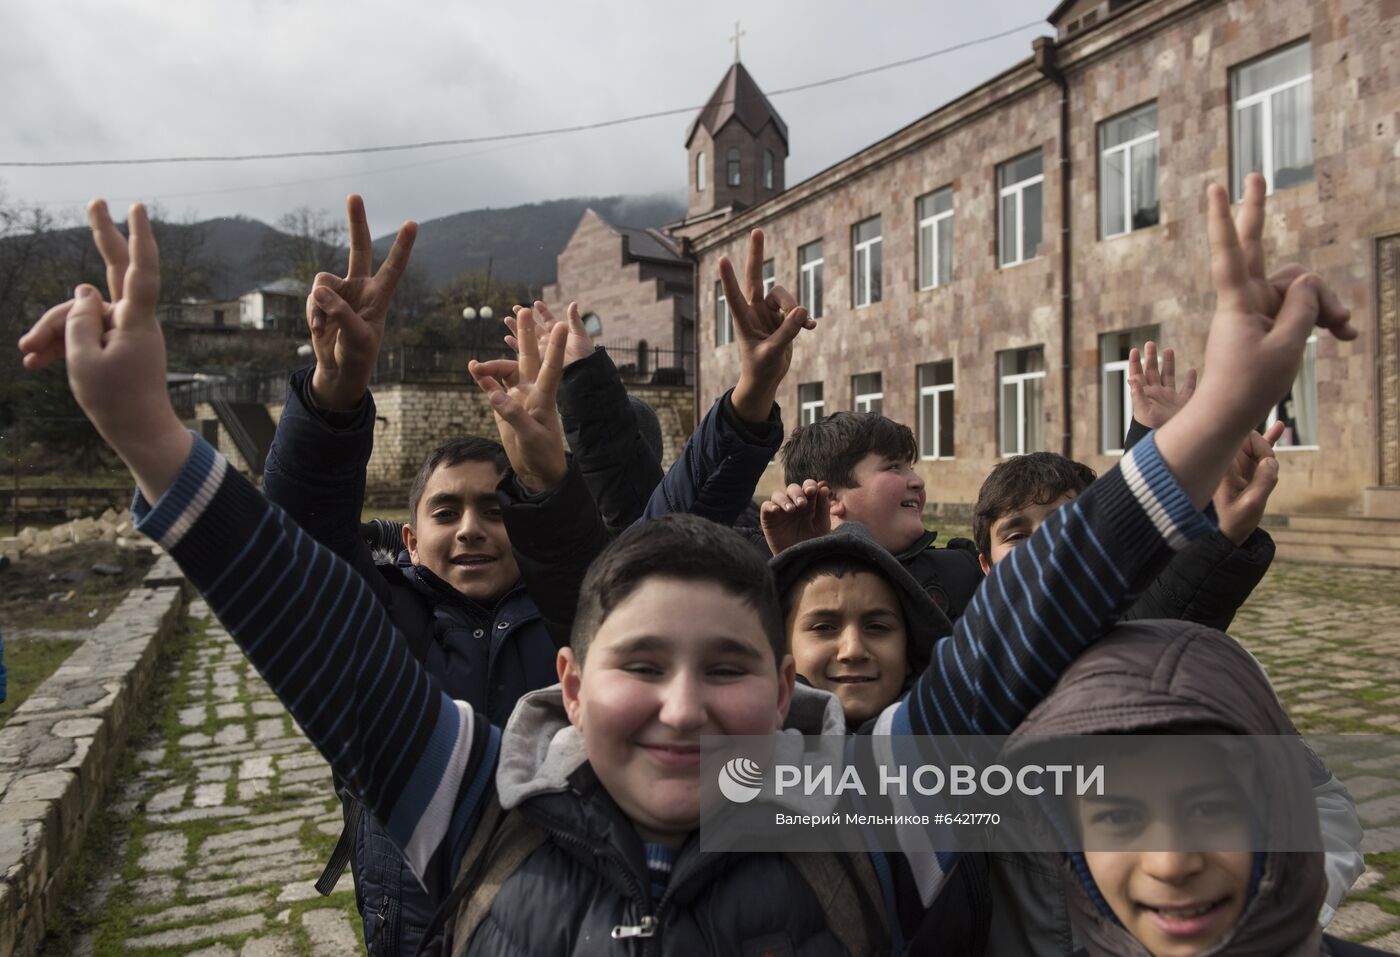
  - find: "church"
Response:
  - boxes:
[544,0,1400,528]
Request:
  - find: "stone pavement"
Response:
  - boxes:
[52,559,1400,954]
[55,601,360,956]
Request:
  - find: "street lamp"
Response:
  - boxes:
[461,306,494,321]
[296,343,313,359]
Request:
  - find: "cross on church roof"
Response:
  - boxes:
[729,20,745,63]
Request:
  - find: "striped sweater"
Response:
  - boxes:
[133,432,1208,903]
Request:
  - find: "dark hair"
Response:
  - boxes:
[408,436,509,522]
[572,514,785,666]
[780,412,917,487]
[972,452,1097,558]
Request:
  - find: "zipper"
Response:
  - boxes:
[534,821,658,946]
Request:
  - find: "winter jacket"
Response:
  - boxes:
[558,346,665,537]
[136,430,1216,957]
[1008,620,1377,957]
[261,368,559,956]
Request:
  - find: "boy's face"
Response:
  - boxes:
[979,492,1077,573]
[560,578,795,847]
[403,459,520,603]
[829,453,926,553]
[785,570,909,723]
[1080,743,1253,957]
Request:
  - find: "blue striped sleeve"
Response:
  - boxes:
[132,434,495,889]
[885,432,1212,740]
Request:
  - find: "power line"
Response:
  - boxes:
[1,20,1043,170]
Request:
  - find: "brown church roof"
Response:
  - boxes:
[685,61,789,149]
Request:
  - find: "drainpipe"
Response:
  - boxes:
[683,235,701,427]
[1034,35,1073,459]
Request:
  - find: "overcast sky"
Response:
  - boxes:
[3,0,1052,236]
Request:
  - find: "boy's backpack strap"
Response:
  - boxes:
[314,794,363,895]
[787,852,889,957]
[447,804,547,950]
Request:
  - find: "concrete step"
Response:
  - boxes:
[1271,528,1400,550]
[1272,539,1400,569]
[1285,514,1400,537]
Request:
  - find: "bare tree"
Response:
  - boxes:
[257,206,347,286]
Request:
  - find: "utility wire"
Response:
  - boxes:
[1,20,1043,169]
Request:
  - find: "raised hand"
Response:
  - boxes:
[1214,422,1284,545]
[504,301,593,367]
[18,200,191,504]
[307,195,417,411]
[1127,341,1196,430]
[469,308,569,494]
[721,229,817,423]
[760,479,833,555]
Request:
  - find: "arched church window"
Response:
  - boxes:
[582,313,603,339]
[727,147,741,186]
[696,152,706,192]
[763,150,774,190]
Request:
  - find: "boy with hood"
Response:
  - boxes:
[1007,620,1386,957]
[20,174,1357,954]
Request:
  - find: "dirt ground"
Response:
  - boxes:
[0,542,156,633]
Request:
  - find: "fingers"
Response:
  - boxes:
[122,203,160,320]
[1142,341,1160,386]
[770,305,812,348]
[346,195,373,278]
[1235,173,1267,280]
[64,285,107,362]
[533,321,569,404]
[565,301,588,335]
[469,357,520,388]
[764,284,798,315]
[718,255,752,338]
[19,300,75,369]
[517,307,542,381]
[312,285,369,345]
[771,483,811,513]
[1207,183,1249,305]
[470,362,534,433]
[1272,272,1324,352]
[744,229,765,304]
[1160,347,1176,390]
[374,220,417,296]
[87,199,129,303]
[1181,367,1198,400]
[307,273,348,335]
[1127,347,1144,390]
[1261,420,1286,448]
[533,300,557,330]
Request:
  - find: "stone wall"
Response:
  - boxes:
[693,0,1400,515]
[0,561,186,956]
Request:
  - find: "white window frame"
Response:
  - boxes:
[998,157,1044,268]
[853,373,883,414]
[999,357,1046,457]
[715,282,733,346]
[1100,108,1160,239]
[918,362,955,461]
[799,382,825,427]
[799,242,824,319]
[1101,357,1133,455]
[762,259,775,297]
[852,218,882,308]
[696,151,706,192]
[727,147,741,187]
[1264,334,1320,450]
[917,189,954,290]
[1232,46,1313,197]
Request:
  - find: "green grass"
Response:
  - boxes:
[0,637,84,728]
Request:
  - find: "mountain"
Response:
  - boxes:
[372,194,687,289]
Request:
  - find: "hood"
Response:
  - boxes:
[769,522,953,682]
[1009,620,1325,957]
[496,681,847,810]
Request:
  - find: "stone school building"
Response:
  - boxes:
[549,0,1400,518]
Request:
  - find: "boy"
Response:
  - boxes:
[1007,621,1386,957]
[20,175,1355,953]
[256,199,607,954]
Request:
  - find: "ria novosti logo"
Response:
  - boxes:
[717,757,764,804]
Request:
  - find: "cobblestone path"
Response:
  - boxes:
[52,559,1400,954]
[53,601,359,955]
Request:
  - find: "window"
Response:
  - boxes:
[799,382,825,426]
[1265,335,1318,448]
[1100,103,1160,238]
[696,151,706,192]
[917,360,955,460]
[582,312,603,339]
[799,240,824,319]
[998,151,1044,267]
[763,150,775,190]
[852,216,882,307]
[853,372,883,414]
[727,147,742,187]
[762,259,775,297]
[212,309,225,327]
[998,347,1046,456]
[1232,41,1313,197]
[715,281,733,346]
[917,187,954,289]
[1099,326,1159,453]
